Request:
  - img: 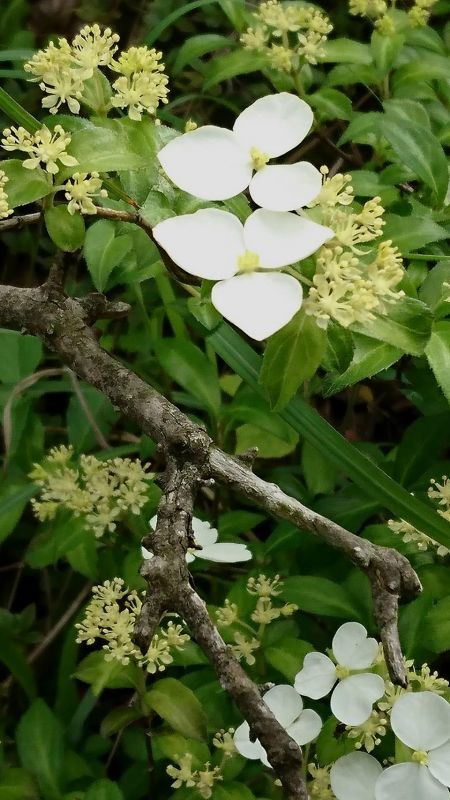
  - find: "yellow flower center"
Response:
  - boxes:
[237,250,260,273]
[335,664,350,679]
[250,146,270,170]
[412,750,429,766]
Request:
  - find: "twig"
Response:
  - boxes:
[66,369,109,449]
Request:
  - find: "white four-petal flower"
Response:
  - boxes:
[153,207,332,340]
[142,515,252,564]
[330,751,382,800]
[375,691,450,800]
[234,684,322,767]
[157,93,321,211]
[294,622,385,726]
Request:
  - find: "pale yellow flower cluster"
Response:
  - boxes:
[0,171,13,219]
[1,124,77,175]
[30,445,151,538]
[167,754,222,799]
[409,663,449,695]
[308,763,335,799]
[24,24,168,121]
[387,477,450,558]
[346,709,388,752]
[349,0,435,33]
[63,171,108,215]
[216,574,298,665]
[241,0,333,71]
[213,728,236,758]
[304,168,404,329]
[75,578,190,672]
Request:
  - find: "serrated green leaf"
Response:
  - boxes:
[351,297,432,356]
[324,334,402,396]
[260,310,326,410]
[382,213,448,252]
[144,678,207,741]
[44,206,85,252]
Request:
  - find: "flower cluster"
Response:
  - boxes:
[216,574,297,665]
[75,578,190,672]
[349,0,436,33]
[30,445,151,538]
[167,754,222,799]
[1,124,77,175]
[142,515,252,564]
[24,24,168,120]
[0,171,13,219]
[63,172,108,215]
[241,0,333,70]
[388,475,450,558]
[304,168,404,328]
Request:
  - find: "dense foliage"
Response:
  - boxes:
[0,1,450,799]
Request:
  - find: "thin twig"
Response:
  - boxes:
[66,368,109,449]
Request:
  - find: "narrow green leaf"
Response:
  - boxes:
[425,321,450,404]
[203,50,268,89]
[16,700,64,800]
[44,206,85,252]
[173,33,232,73]
[371,32,404,74]
[0,483,36,545]
[0,87,40,132]
[145,678,207,741]
[260,311,326,410]
[145,0,217,46]
[156,338,221,413]
[324,334,403,396]
[206,322,450,548]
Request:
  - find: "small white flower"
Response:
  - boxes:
[375,691,450,800]
[330,751,382,800]
[294,622,385,726]
[142,516,252,564]
[153,207,332,340]
[234,684,322,767]
[157,92,322,211]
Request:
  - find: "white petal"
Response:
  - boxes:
[191,518,218,548]
[294,652,337,699]
[186,551,196,564]
[200,542,252,563]
[149,515,157,529]
[429,740,450,787]
[233,93,313,158]
[331,673,385,726]
[249,162,322,212]
[287,709,322,746]
[211,272,302,341]
[375,763,449,800]
[330,752,382,800]
[157,126,252,200]
[153,209,243,280]
[244,208,333,269]
[332,621,379,670]
[263,684,304,728]
[391,692,450,752]
[233,721,266,761]
[141,545,153,560]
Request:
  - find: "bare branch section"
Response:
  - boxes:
[0,279,420,688]
[137,456,306,800]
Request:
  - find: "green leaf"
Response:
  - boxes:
[67,385,116,452]
[265,638,313,681]
[301,440,338,496]
[83,220,132,292]
[0,768,39,800]
[100,708,143,738]
[156,338,220,413]
[206,323,450,549]
[16,700,64,800]
[382,112,448,204]
[423,596,450,653]
[383,98,431,129]
[0,482,36,544]
[44,206,85,252]
[394,413,450,486]
[324,334,403,396]
[425,322,450,404]
[309,88,353,121]
[84,780,124,800]
[144,678,207,741]
[74,652,144,696]
[60,120,147,177]
[145,0,217,46]
[0,87,40,132]
[321,38,372,64]
[0,159,51,207]
[202,50,268,89]
[371,32,404,74]
[351,297,432,356]
[25,516,88,569]
[0,636,36,698]
[260,311,326,411]
[280,576,362,619]
[419,261,450,310]
[173,33,232,73]
[0,329,42,382]
[382,213,448,252]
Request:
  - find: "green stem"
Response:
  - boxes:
[403,253,450,261]
[0,87,40,132]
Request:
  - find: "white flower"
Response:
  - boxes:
[294,622,385,726]
[375,691,450,800]
[234,684,322,767]
[157,92,321,211]
[153,207,332,340]
[142,516,252,564]
[330,751,382,800]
